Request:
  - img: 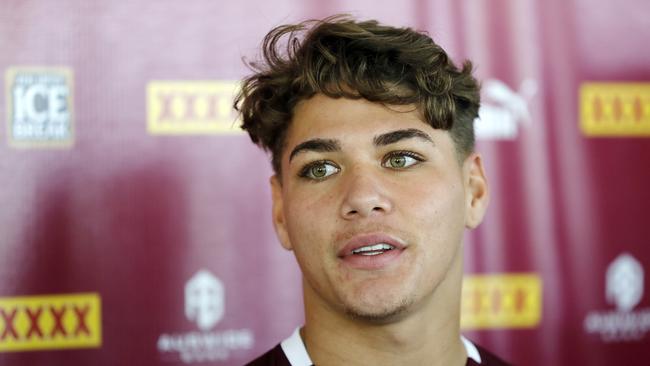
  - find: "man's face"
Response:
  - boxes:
[271,94,488,321]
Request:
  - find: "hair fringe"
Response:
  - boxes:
[234,15,480,174]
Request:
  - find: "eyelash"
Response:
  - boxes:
[298,159,339,180]
[297,150,425,181]
[383,150,425,166]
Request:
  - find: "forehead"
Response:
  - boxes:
[287,94,432,146]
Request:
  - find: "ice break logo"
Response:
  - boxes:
[6,67,74,147]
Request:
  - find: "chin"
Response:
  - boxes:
[343,296,414,324]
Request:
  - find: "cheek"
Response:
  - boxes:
[409,179,465,220]
[407,183,465,285]
[284,190,335,254]
[408,180,466,264]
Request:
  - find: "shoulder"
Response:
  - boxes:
[244,344,292,366]
[471,343,512,366]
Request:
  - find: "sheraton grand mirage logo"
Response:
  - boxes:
[584,253,650,342]
[157,269,254,363]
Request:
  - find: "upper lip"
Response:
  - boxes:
[337,233,406,258]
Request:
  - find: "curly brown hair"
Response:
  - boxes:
[234,15,481,175]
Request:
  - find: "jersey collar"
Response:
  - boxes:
[280,327,482,365]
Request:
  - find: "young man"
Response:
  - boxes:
[236,15,509,366]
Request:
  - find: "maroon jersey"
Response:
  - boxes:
[245,328,511,366]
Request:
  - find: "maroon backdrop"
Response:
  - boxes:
[1,1,649,365]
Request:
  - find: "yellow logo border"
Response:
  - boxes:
[580,82,650,136]
[0,292,101,352]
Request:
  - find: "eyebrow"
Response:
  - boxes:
[288,128,434,162]
[373,128,434,146]
[289,138,341,162]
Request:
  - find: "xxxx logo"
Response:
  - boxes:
[460,273,542,330]
[0,293,101,352]
[146,81,242,135]
[580,82,650,136]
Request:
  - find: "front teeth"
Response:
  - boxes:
[352,243,395,255]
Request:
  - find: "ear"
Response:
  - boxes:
[463,153,490,229]
[270,175,293,251]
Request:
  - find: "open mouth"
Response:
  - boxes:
[337,234,405,269]
[351,243,396,256]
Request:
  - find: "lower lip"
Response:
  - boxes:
[339,248,405,270]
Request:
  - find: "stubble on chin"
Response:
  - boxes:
[342,295,415,324]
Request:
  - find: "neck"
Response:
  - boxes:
[302,252,467,366]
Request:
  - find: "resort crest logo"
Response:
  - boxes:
[157,269,254,363]
[584,253,650,342]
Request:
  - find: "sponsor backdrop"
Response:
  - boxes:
[1,0,649,365]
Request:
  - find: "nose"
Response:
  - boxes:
[339,168,393,220]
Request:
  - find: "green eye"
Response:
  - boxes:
[310,164,329,178]
[384,153,420,169]
[300,161,339,180]
[389,155,407,168]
